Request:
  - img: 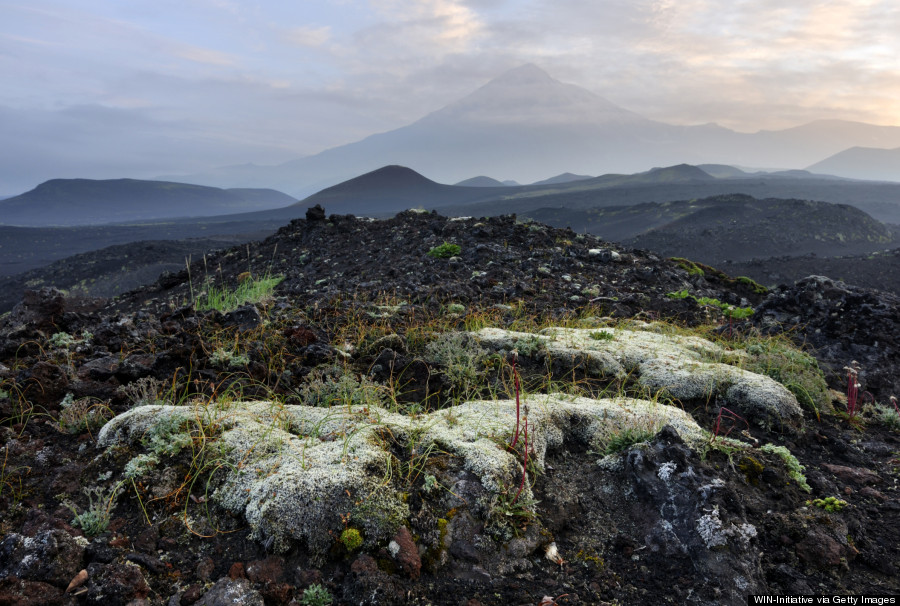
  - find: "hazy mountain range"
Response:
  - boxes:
[808,146,900,181]
[161,64,900,197]
[0,179,295,226]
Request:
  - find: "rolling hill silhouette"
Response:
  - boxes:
[0,178,295,226]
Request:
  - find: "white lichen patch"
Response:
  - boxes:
[696,505,758,550]
[98,393,704,557]
[473,326,803,431]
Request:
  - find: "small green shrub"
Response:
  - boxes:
[512,335,546,358]
[299,583,333,606]
[806,496,847,512]
[123,453,161,479]
[444,303,466,315]
[339,527,363,551]
[427,242,461,259]
[425,333,486,397]
[65,483,123,537]
[297,368,385,409]
[49,332,78,348]
[666,289,691,300]
[209,347,250,368]
[141,413,194,457]
[117,377,165,408]
[57,394,112,434]
[874,400,900,430]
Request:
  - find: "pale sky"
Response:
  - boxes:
[2,0,899,194]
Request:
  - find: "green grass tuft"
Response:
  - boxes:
[196,273,283,313]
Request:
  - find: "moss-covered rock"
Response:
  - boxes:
[473,326,804,432]
[97,393,705,558]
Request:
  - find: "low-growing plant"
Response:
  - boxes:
[299,583,333,606]
[735,276,769,295]
[296,368,386,409]
[422,474,439,493]
[426,242,461,259]
[196,273,283,313]
[512,336,546,358]
[843,361,873,421]
[65,482,124,537]
[339,527,363,552]
[746,343,825,418]
[209,347,250,368]
[425,332,487,399]
[710,407,749,444]
[48,332,78,349]
[870,396,900,430]
[489,480,539,539]
[666,291,754,319]
[588,330,615,342]
[806,496,848,512]
[670,257,705,276]
[760,443,811,492]
[117,376,166,408]
[887,396,900,429]
[57,394,113,435]
[601,426,656,455]
[0,447,29,508]
[444,303,466,315]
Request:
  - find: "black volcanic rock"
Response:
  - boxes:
[755,275,900,400]
[2,209,900,606]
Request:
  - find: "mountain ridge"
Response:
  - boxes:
[807,145,900,181]
[0,178,296,227]
[159,65,900,197]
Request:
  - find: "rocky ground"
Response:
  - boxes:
[1,207,898,606]
[725,249,900,296]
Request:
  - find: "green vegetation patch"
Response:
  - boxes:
[668,258,768,295]
[806,496,848,512]
[196,273,283,313]
[299,584,333,606]
[760,443,811,492]
[741,336,829,417]
[426,242,461,259]
[666,290,754,319]
[670,257,705,276]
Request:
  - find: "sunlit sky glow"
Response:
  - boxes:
[1,0,899,192]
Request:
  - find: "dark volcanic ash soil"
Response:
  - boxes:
[0,207,899,606]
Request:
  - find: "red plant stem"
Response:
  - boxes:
[712,407,748,442]
[509,354,521,448]
[847,370,859,418]
[512,417,529,504]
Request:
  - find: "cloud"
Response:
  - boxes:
[352,0,485,66]
[173,45,238,67]
[284,25,332,47]
[2,0,899,193]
